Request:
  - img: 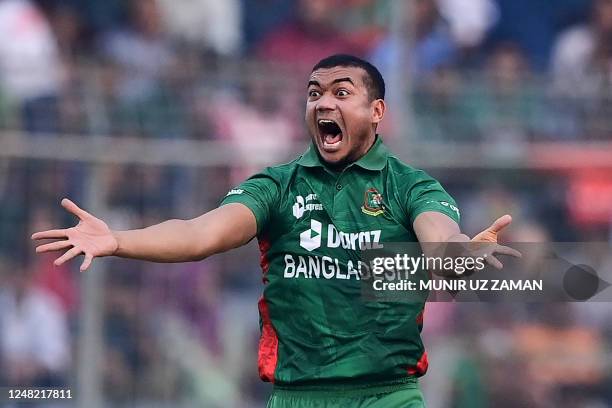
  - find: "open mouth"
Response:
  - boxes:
[317,119,343,150]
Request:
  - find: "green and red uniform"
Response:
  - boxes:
[221,136,459,407]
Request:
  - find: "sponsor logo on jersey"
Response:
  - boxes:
[226,189,244,196]
[292,194,323,219]
[361,187,385,216]
[298,219,383,251]
[425,200,460,218]
[299,219,322,251]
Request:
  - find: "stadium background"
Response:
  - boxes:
[0,0,611,406]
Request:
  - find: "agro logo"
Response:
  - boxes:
[292,194,323,219]
[292,196,306,219]
[361,188,385,216]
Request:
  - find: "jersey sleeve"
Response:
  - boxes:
[406,171,460,225]
[220,172,279,234]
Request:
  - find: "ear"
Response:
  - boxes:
[371,99,386,125]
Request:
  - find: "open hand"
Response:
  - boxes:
[471,214,521,269]
[31,198,118,271]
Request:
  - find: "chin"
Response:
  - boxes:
[320,151,348,167]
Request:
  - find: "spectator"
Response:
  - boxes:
[0,0,63,133]
[487,0,588,71]
[324,0,389,52]
[254,0,363,73]
[369,0,458,81]
[102,264,144,401]
[78,0,128,35]
[0,259,71,387]
[101,0,175,103]
[512,304,607,405]
[100,0,188,138]
[411,66,470,141]
[208,76,300,183]
[462,43,539,143]
[437,0,498,66]
[46,3,88,61]
[241,0,296,53]
[157,0,241,55]
[437,0,498,49]
[551,0,612,139]
[106,164,174,218]
[147,262,224,355]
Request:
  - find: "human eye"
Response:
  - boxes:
[336,88,350,97]
[308,89,321,98]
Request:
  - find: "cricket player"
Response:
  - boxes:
[33,54,520,407]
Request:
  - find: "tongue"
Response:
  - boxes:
[324,133,342,144]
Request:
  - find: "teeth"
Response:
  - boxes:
[318,119,335,125]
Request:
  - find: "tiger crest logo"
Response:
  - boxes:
[361,188,385,216]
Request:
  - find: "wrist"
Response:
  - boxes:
[110,230,123,256]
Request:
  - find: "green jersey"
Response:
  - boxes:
[221,136,460,389]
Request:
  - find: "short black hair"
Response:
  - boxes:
[311,54,385,101]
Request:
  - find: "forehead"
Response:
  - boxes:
[308,66,367,88]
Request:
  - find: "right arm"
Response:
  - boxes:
[32,198,257,271]
[114,203,256,262]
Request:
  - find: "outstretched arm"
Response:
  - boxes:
[413,212,521,271]
[32,199,257,271]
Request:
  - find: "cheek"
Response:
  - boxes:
[343,107,371,133]
[305,105,315,123]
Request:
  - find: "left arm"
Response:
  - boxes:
[413,212,521,272]
[413,211,469,243]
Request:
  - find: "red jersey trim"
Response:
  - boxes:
[257,296,278,382]
[259,238,271,283]
[416,309,424,325]
[407,351,429,377]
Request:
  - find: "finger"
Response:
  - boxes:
[80,253,94,272]
[36,240,73,253]
[485,254,503,269]
[54,247,83,266]
[61,198,91,221]
[32,229,68,240]
[488,214,512,234]
[494,245,522,258]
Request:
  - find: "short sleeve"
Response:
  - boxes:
[406,172,460,225]
[220,173,279,234]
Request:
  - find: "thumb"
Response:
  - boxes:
[488,214,512,234]
[61,198,91,221]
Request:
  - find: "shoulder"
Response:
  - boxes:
[386,155,439,185]
[257,156,302,183]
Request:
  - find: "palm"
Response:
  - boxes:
[32,199,118,271]
[69,218,116,256]
[470,214,521,269]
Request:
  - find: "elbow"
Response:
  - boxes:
[183,220,218,261]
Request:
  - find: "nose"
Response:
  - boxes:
[316,93,336,112]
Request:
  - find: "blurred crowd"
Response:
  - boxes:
[1,0,612,407]
[0,0,610,140]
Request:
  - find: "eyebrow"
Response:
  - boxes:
[307,77,355,88]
